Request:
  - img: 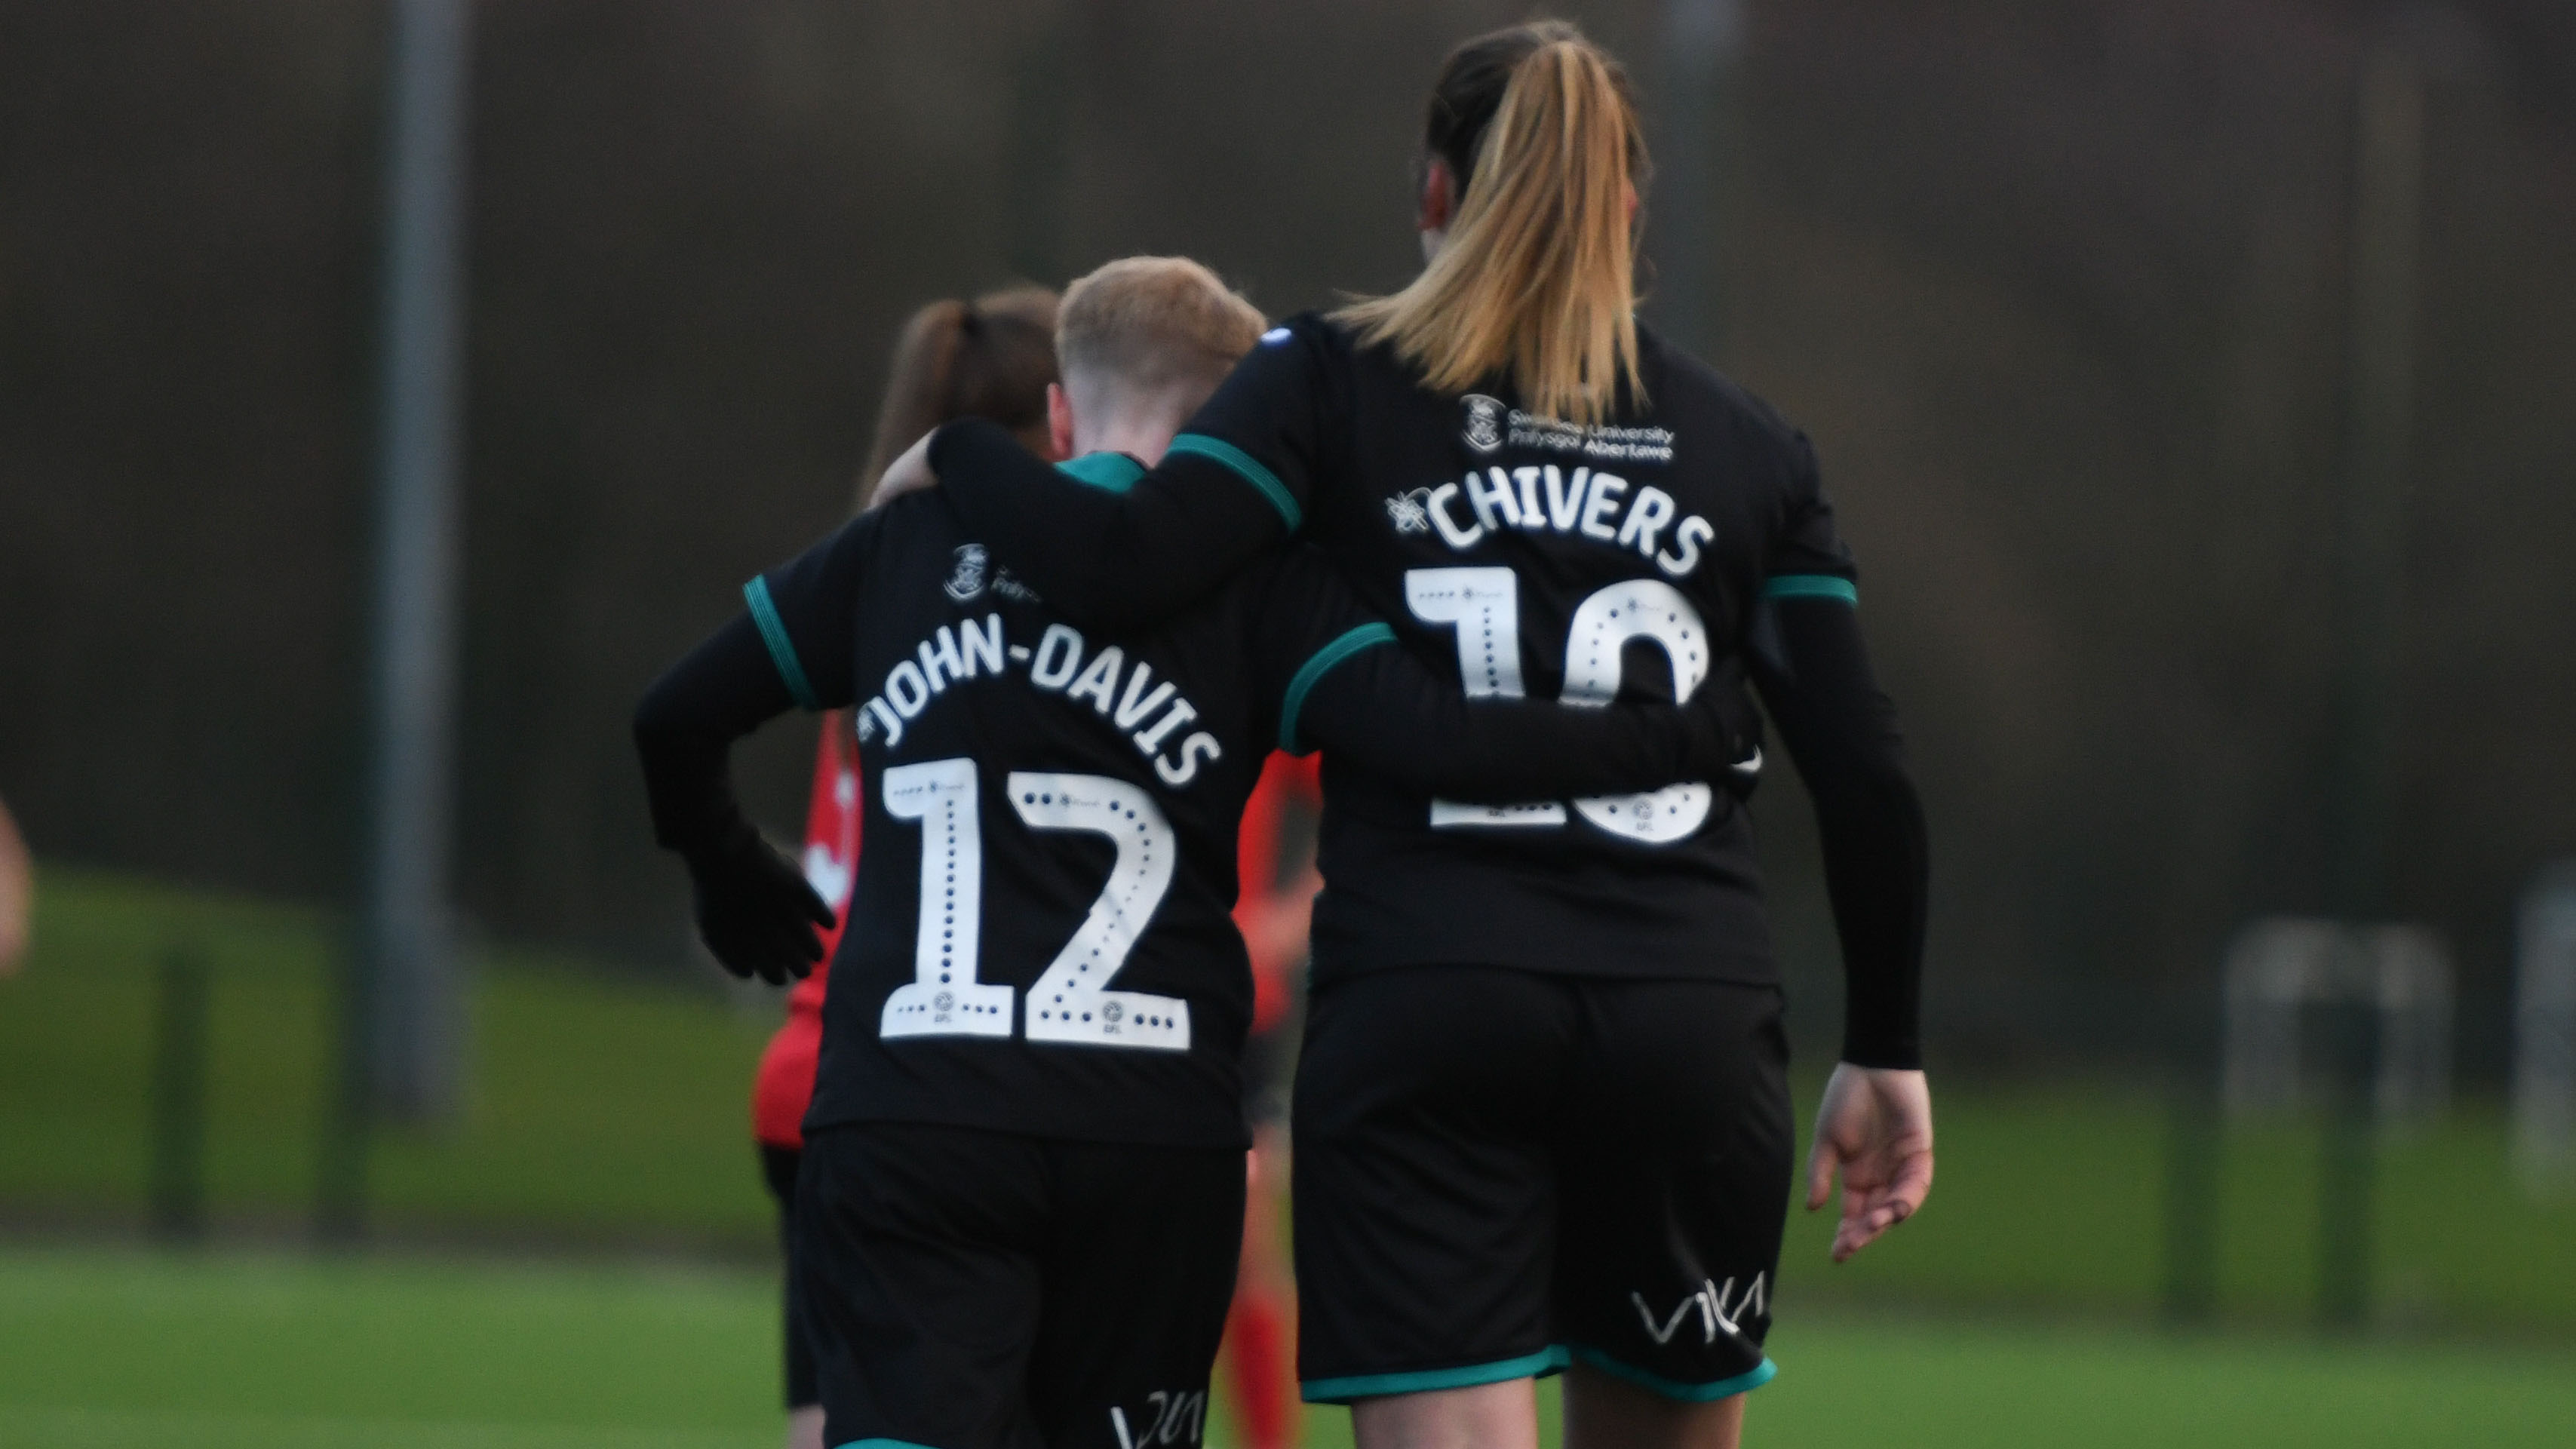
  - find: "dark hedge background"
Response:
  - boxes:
[4,0,2571,1071]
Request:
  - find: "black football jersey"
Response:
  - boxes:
[1155,316,1857,986]
[749,483,1390,1148]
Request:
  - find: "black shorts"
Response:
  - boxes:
[1291,965,1791,1405]
[758,1144,820,1411]
[796,1122,1245,1449]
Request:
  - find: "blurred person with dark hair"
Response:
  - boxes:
[0,794,28,975]
[883,21,1932,1449]
[634,254,1755,1449]
[751,286,1060,1449]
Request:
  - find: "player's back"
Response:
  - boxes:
[1229,315,1833,987]
[764,475,1320,1151]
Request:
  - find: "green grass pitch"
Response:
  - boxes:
[2,1248,2572,1448]
[4,866,2574,1445]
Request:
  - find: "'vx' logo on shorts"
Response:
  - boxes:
[1110,1389,1207,1447]
[1632,1273,1768,1346]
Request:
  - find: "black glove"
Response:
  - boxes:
[1683,660,1767,806]
[683,821,835,985]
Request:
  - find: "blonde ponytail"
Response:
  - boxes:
[1337,24,1647,427]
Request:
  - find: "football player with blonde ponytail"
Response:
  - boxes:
[893,22,1935,1449]
[1337,26,1647,427]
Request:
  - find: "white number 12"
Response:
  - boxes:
[876,760,1187,1049]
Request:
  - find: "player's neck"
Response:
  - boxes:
[1071,415,1180,467]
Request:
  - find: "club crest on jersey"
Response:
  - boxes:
[1383,487,1435,536]
[943,543,989,603]
[1462,393,1507,453]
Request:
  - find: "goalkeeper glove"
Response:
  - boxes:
[683,821,835,985]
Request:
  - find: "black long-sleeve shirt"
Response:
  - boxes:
[931,315,1929,1067]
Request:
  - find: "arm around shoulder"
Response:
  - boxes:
[1287,638,1758,802]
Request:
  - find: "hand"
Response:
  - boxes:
[684,824,836,985]
[1805,1063,1934,1263]
[1682,663,1764,803]
[869,430,939,508]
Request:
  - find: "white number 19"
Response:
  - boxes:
[1406,566,1716,846]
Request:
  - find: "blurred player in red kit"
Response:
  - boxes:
[750,287,1061,1449]
[1226,751,1321,1449]
[0,794,29,975]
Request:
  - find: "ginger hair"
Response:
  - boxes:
[1055,256,1266,427]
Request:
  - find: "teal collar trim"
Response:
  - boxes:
[1565,1346,1777,1402]
[1167,432,1301,530]
[742,577,821,711]
[1057,452,1147,493]
[1302,1345,1569,1404]
[834,1441,944,1449]
[1762,573,1859,606]
[1277,622,1395,753]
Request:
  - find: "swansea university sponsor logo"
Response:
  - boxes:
[1461,392,1508,453]
[1471,398,1678,465]
[943,543,989,603]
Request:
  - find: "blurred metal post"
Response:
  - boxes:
[2315,957,2382,1329]
[321,0,474,1239]
[2160,987,2220,1326]
[149,945,210,1245]
[1005,1,1073,286]
[1649,0,1748,362]
[2517,864,2576,1195]
[2317,32,2423,1329]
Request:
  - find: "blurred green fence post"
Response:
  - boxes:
[2313,29,2424,1331]
[2317,988,2381,1328]
[149,945,210,1244]
[322,0,477,1242]
[1005,1,1071,287]
[2160,989,2220,1325]
[1649,0,1747,362]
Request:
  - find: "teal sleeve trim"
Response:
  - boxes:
[1276,622,1396,754]
[742,577,821,711]
[1564,1346,1777,1403]
[1168,432,1302,531]
[834,1440,944,1449]
[1055,451,1147,493]
[1763,574,1859,606]
[1302,1346,1569,1404]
